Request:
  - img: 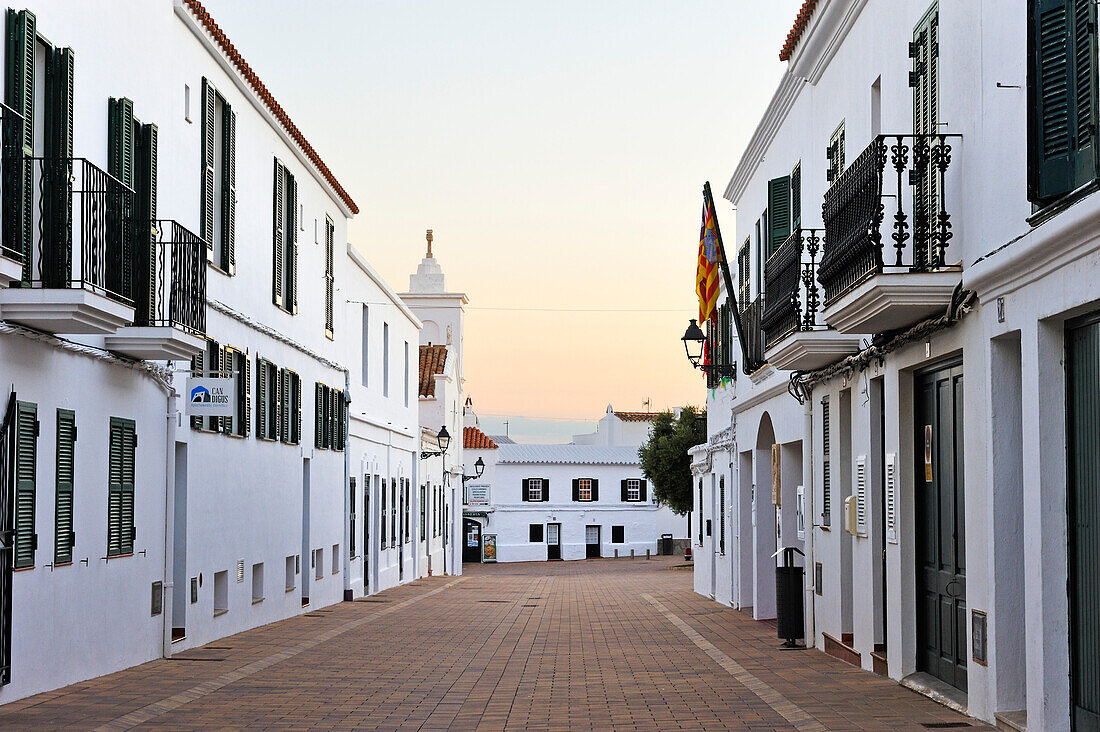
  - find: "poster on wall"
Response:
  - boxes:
[185,377,236,417]
[482,534,497,562]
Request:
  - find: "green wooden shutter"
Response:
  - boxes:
[314,382,323,448]
[116,419,136,556]
[134,123,158,325]
[55,409,76,564]
[42,47,74,289]
[294,373,302,444]
[4,9,34,277]
[13,400,37,569]
[257,355,268,440]
[290,174,299,314]
[1031,0,1083,202]
[190,351,203,430]
[791,163,802,229]
[272,160,284,306]
[639,480,648,502]
[912,5,941,262]
[201,78,215,252]
[767,176,791,258]
[219,346,231,434]
[107,98,135,189]
[1074,0,1099,188]
[325,218,334,336]
[279,368,289,443]
[241,350,251,437]
[222,105,236,274]
[107,418,123,556]
[322,385,332,449]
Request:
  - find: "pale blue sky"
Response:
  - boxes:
[201,0,800,421]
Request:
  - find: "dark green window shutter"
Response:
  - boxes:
[221,105,236,274]
[236,350,251,437]
[522,478,530,502]
[272,160,284,307]
[190,351,203,430]
[620,479,628,501]
[541,478,550,502]
[219,345,231,434]
[55,409,76,565]
[4,9,35,276]
[790,163,802,229]
[107,97,135,189]
[1073,0,1098,186]
[639,480,648,502]
[767,175,791,258]
[591,479,599,501]
[314,382,324,448]
[325,217,334,336]
[108,417,136,557]
[323,385,333,449]
[201,78,215,252]
[279,368,290,443]
[42,46,74,290]
[290,174,299,314]
[294,373,302,444]
[134,122,158,325]
[257,355,268,440]
[13,400,37,569]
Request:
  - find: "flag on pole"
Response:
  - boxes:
[696,196,720,323]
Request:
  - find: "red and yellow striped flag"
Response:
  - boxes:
[696,197,720,322]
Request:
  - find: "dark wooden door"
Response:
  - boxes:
[0,394,15,686]
[547,523,561,560]
[462,520,481,563]
[586,525,600,558]
[363,485,370,593]
[1068,312,1100,730]
[915,361,967,692]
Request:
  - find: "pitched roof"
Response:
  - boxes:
[418,344,447,398]
[613,411,659,423]
[779,0,821,62]
[489,435,516,445]
[181,0,359,214]
[464,426,498,450]
[496,445,640,466]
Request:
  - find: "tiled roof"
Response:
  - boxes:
[181,0,359,214]
[497,445,640,466]
[614,411,659,423]
[418,344,447,398]
[464,426,498,450]
[779,0,821,62]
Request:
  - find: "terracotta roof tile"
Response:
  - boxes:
[418,344,447,398]
[614,411,659,423]
[463,426,498,450]
[182,0,358,214]
[779,0,821,62]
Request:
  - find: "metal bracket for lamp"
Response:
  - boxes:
[420,425,452,460]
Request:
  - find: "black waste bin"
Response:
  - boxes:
[775,547,805,647]
[660,534,673,556]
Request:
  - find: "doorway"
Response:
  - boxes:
[462,519,482,563]
[363,475,370,594]
[547,523,561,560]
[585,525,601,558]
[914,360,966,692]
[1067,312,1100,728]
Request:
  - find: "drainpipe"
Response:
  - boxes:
[802,393,816,647]
[343,368,352,600]
[161,385,178,659]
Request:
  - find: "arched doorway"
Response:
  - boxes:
[462,519,483,563]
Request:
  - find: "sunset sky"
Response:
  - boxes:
[201,0,799,425]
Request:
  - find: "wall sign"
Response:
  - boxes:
[467,483,490,506]
[482,534,497,562]
[186,377,236,417]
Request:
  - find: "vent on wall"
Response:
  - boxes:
[885,452,898,544]
[855,455,867,536]
[237,559,245,583]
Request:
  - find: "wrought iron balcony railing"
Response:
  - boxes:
[739,295,766,372]
[132,220,206,335]
[817,134,957,306]
[761,228,825,348]
[17,157,135,304]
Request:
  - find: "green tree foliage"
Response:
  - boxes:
[638,406,706,515]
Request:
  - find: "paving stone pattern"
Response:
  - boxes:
[0,558,990,730]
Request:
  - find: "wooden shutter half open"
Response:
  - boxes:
[201,78,216,252]
[222,105,236,274]
[767,175,791,258]
[272,160,284,306]
[13,400,37,568]
[55,408,76,564]
[4,9,35,277]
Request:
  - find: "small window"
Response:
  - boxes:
[529,524,544,543]
[528,478,543,502]
[611,526,624,544]
[332,544,339,574]
[314,548,324,580]
[252,562,264,603]
[626,479,641,502]
[285,556,295,592]
[213,570,228,617]
[577,478,592,501]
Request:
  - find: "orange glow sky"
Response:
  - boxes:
[201,1,799,420]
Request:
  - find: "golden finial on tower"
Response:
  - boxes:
[426,229,434,258]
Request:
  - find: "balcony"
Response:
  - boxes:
[761,228,861,371]
[739,295,767,375]
[105,220,207,360]
[817,135,962,335]
[0,157,136,334]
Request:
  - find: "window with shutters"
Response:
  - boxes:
[791,162,802,229]
[529,524,544,542]
[528,478,543,501]
[420,485,426,542]
[380,477,388,548]
[13,401,37,569]
[281,369,301,445]
[1028,0,1098,207]
[200,78,236,273]
[404,479,411,543]
[231,348,250,437]
[577,478,593,501]
[822,396,832,527]
[107,417,136,558]
[257,356,280,441]
[54,409,76,565]
[272,159,297,312]
[611,526,625,544]
[390,478,397,548]
[190,339,227,432]
[626,479,641,502]
[827,121,846,184]
[737,239,750,306]
[324,216,334,338]
[767,175,791,258]
[349,477,357,558]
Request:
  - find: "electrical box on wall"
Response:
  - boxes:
[844,495,859,535]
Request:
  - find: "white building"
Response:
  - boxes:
[0,0,421,703]
[462,406,686,563]
[691,0,1100,728]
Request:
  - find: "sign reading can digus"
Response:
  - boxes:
[186,377,236,417]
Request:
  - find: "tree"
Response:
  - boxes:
[638,406,706,515]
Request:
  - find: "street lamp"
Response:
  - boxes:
[420,425,451,460]
[682,318,736,379]
[462,456,485,484]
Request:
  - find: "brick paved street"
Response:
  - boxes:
[0,558,988,730]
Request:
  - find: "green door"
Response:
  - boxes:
[1067,312,1100,730]
[915,360,967,691]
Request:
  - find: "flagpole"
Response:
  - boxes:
[704,181,755,374]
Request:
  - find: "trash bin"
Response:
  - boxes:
[660,534,673,556]
[774,546,805,647]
